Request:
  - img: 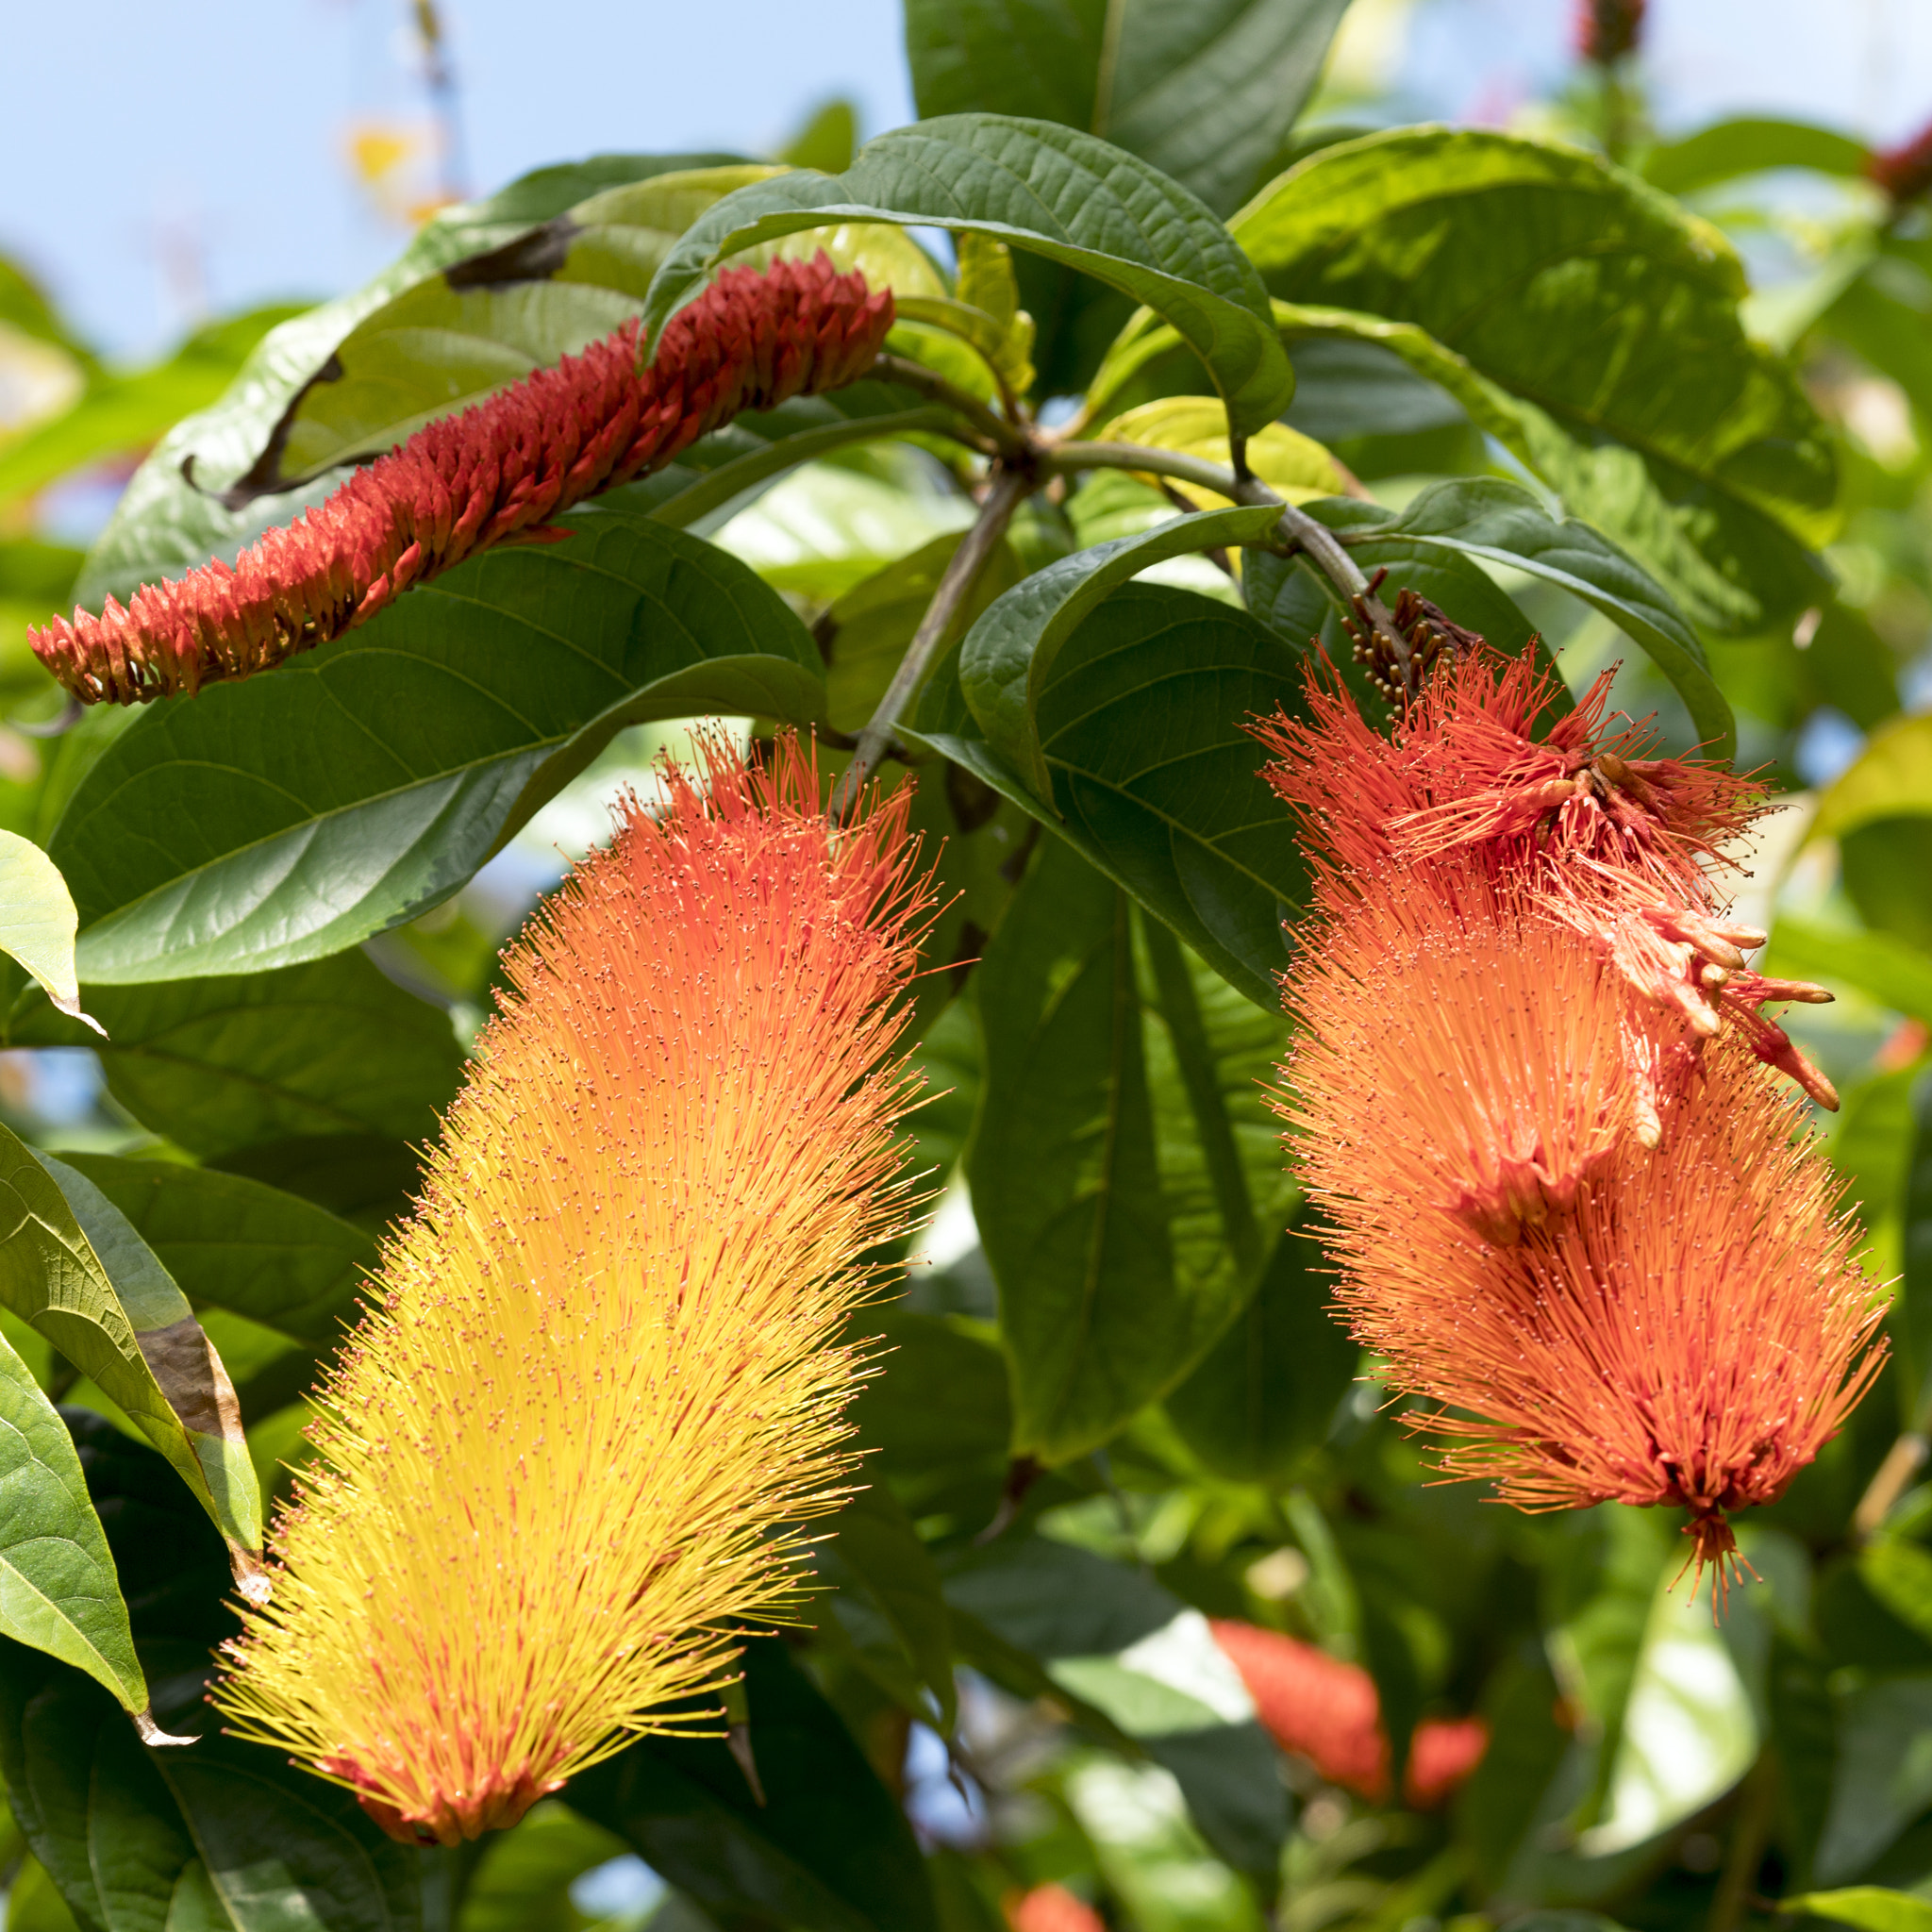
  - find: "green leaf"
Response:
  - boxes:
[905,0,1351,219]
[75,152,748,611]
[1162,1210,1355,1480]
[1900,1069,1932,1404]
[1817,715,1932,839]
[1457,1645,1572,1890]
[956,504,1281,795]
[0,308,306,514]
[820,533,1024,735]
[1783,1890,1932,1932]
[10,953,465,1163]
[49,515,824,984]
[0,1139,263,1584]
[969,836,1293,1463]
[0,832,98,1034]
[50,1158,372,1348]
[458,1802,628,1932]
[1642,117,1870,196]
[917,577,1313,1008]
[1768,1630,1837,1890]
[1764,920,1932,1028]
[0,1341,147,1720]
[1822,266,1932,426]
[1285,480,1736,758]
[1234,128,1838,628]
[153,1739,425,1932]
[941,1536,1287,1874]
[1815,1678,1932,1886]
[817,1482,958,1731]
[570,1637,937,1932]
[642,116,1294,435]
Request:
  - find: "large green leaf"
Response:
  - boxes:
[570,1637,937,1932]
[955,505,1281,795]
[1642,117,1870,196]
[1233,128,1837,628]
[74,152,746,611]
[0,1136,262,1585]
[814,1481,958,1732]
[1162,1208,1356,1480]
[641,116,1294,435]
[11,953,464,1163]
[916,578,1314,1008]
[904,0,1350,219]
[1784,1890,1932,1932]
[941,1535,1288,1875]
[1256,480,1735,758]
[0,1347,147,1723]
[0,1413,424,1932]
[0,832,96,1033]
[458,1803,628,1932]
[48,514,824,983]
[969,835,1294,1464]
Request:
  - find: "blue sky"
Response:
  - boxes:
[7,0,1932,361]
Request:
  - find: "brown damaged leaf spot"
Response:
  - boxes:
[136,1313,244,1441]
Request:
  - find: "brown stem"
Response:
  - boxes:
[1855,1429,1931,1541]
[827,463,1034,823]
[872,353,1030,460]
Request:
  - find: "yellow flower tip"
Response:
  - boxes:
[211,733,940,1843]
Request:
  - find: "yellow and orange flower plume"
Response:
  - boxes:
[213,737,936,1845]
[1255,645,1886,1585]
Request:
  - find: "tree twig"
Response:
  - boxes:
[872,353,1030,460]
[1042,438,1410,686]
[827,463,1034,823]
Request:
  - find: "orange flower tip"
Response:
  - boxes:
[1672,1510,1762,1621]
[320,1757,562,1846]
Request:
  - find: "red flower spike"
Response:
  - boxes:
[1007,1885,1107,1932]
[32,256,894,706]
[1869,120,1932,207]
[1208,1622,1488,1808]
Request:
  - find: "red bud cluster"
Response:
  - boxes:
[32,257,893,706]
[1869,119,1932,207]
[1576,0,1644,63]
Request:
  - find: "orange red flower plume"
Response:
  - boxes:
[1869,119,1932,208]
[212,736,935,1846]
[33,258,893,705]
[1255,646,1886,1585]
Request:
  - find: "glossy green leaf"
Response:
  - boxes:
[1784,1890,1932,1932]
[941,1536,1287,1874]
[1234,128,1837,628]
[969,835,1294,1463]
[642,116,1294,435]
[49,515,824,983]
[917,578,1313,1008]
[1162,1209,1355,1480]
[1764,920,1932,1028]
[1901,1070,1932,1404]
[1768,1629,1837,1890]
[1279,481,1735,758]
[1824,267,1932,426]
[570,1637,937,1932]
[1817,715,1932,839]
[75,152,748,611]
[0,832,97,1034]
[1642,117,1870,196]
[1815,1678,1932,1884]
[905,0,1350,219]
[50,1158,373,1349]
[817,1481,958,1731]
[0,1340,147,1720]
[956,504,1280,794]
[0,1139,262,1585]
[1457,1646,1572,1890]
[11,953,464,1162]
